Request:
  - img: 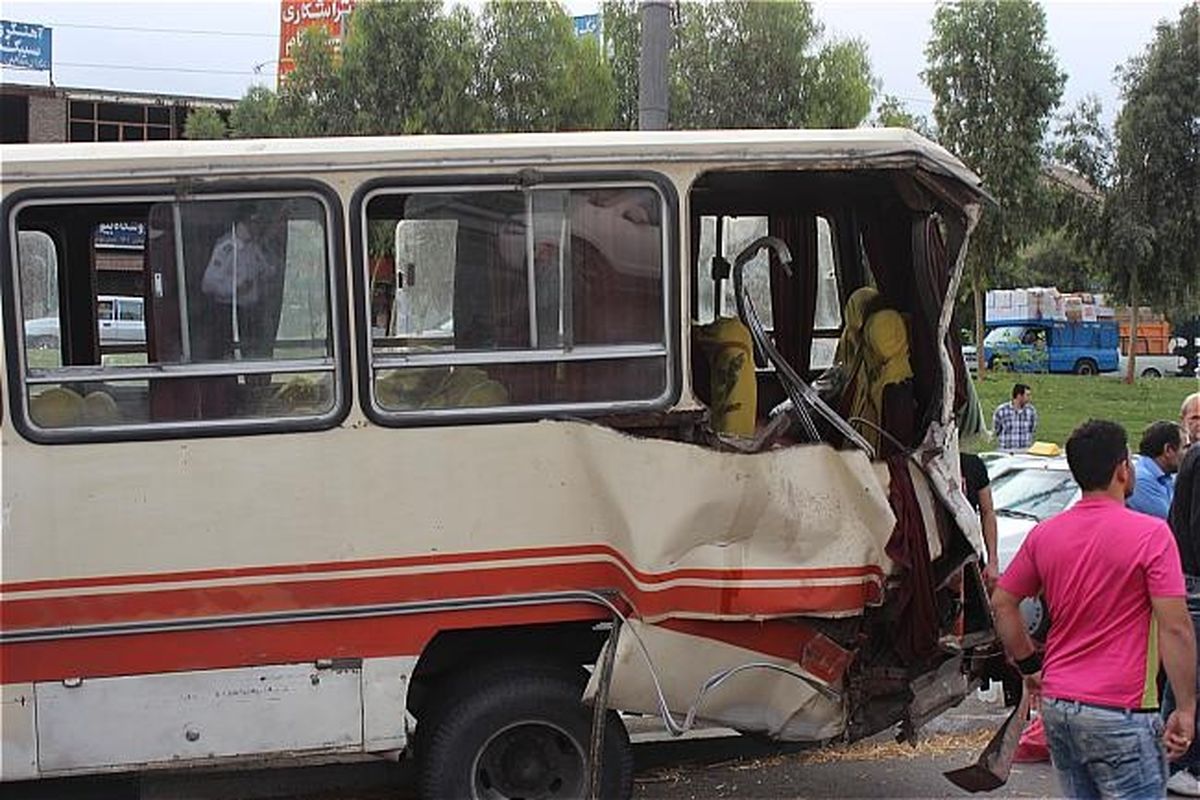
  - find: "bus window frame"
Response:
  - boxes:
[349,171,682,427]
[1,179,351,444]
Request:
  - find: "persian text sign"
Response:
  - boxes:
[278,0,355,82]
[1,20,52,71]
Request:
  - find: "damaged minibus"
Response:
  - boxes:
[1,129,995,798]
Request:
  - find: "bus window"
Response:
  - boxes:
[12,192,342,437]
[364,183,671,418]
[695,215,771,326]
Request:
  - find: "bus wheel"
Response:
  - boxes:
[419,662,633,800]
[1141,367,1162,378]
[1073,359,1098,375]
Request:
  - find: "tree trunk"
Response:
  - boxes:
[1125,266,1139,384]
[973,262,986,377]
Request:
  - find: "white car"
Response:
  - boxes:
[24,294,145,349]
[987,453,1080,639]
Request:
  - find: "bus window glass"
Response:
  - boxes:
[14,194,338,433]
[695,216,771,326]
[366,184,669,415]
[810,216,841,370]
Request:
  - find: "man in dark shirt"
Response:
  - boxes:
[961,452,999,588]
[1165,404,1200,794]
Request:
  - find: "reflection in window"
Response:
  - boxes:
[365,185,669,414]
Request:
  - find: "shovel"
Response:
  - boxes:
[943,692,1033,792]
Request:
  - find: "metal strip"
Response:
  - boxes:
[372,344,665,369]
[525,190,538,347]
[26,358,336,384]
[172,204,192,362]
[1,590,618,644]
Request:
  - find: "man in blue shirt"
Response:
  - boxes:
[1129,420,1186,519]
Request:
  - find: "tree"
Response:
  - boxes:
[872,94,935,139]
[923,0,1065,374]
[1108,4,1199,381]
[228,86,278,138]
[478,0,615,132]
[183,106,227,140]
[601,0,640,129]
[666,0,874,129]
[275,25,350,136]
[338,1,444,134]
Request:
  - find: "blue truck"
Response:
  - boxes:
[982,318,1119,375]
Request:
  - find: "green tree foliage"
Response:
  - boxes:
[600,0,640,129]
[479,0,614,131]
[1051,4,1200,382]
[923,0,1065,373]
[1110,4,1199,324]
[667,0,874,129]
[872,94,935,139]
[229,0,875,136]
[182,106,227,140]
[338,0,443,134]
[275,25,348,136]
[228,86,278,138]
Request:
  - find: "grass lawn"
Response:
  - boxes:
[970,373,1200,450]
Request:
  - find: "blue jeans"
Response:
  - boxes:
[1043,697,1167,799]
[1161,578,1200,774]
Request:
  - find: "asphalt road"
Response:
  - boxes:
[9,694,1061,800]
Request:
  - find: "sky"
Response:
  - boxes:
[0,0,1186,124]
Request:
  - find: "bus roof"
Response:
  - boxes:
[1,128,987,201]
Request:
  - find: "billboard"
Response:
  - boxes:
[572,14,601,40]
[278,0,355,82]
[1,20,52,72]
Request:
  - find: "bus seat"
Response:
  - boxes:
[29,386,85,427]
[82,390,121,424]
[376,367,508,411]
[694,317,757,437]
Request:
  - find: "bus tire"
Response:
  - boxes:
[1141,367,1162,378]
[1073,358,1098,375]
[419,662,633,800]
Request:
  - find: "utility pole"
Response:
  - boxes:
[638,0,670,130]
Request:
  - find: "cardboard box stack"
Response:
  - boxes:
[986,287,1113,324]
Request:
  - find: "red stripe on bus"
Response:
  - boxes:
[1,563,882,630]
[0,602,608,684]
[0,543,884,594]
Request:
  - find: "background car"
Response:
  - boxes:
[23,294,145,349]
[986,452,1080,640]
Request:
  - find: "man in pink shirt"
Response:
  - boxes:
[993,419,1197,798]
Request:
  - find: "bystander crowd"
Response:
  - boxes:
[993,383,1038,451]
[993,419,1196,799]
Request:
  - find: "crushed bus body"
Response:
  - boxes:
[1,129,993,797]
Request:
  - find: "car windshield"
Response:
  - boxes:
[990,468,1077,521]
[984,326,1024,346]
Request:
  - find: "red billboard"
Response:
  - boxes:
[277,0,355,82]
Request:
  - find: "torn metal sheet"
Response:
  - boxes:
[585,620,847,741]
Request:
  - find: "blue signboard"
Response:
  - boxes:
[95,223,146,250]
[0,20,52,71]
[573,14,600,40]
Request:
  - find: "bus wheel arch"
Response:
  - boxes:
[1073,358,1098,375]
